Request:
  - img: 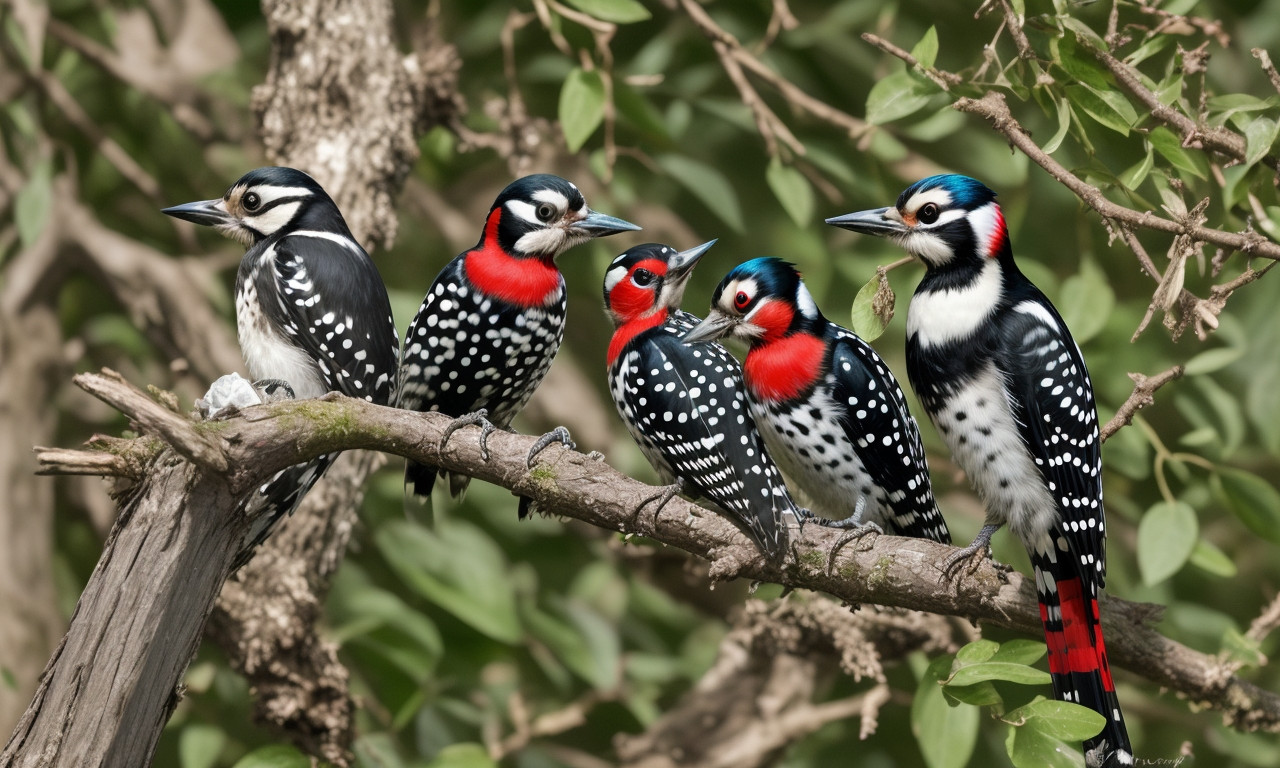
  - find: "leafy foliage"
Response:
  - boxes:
[7,0,1280,766]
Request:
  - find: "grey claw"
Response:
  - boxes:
[527,426,575,468]
[441,409,496,461]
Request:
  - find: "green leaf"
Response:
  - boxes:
[954,639,999,665]
[425,743,499,768]
[613,80,669,140]
[1064,85,1131,137]
[913,655,980,768]
[943,681,1004,708]
[231,744,310,768]
[563,0,651,23]
[765,158,814,226]
[375,520,522,643]
[1246,356,1280,456]
[15,159,52,249]
[849,273,892,342]
[911,26,939,69]
[1188,538,1237,578]
[179,724,226,768]
[1010,698,1109,742]
[1056,33,1110,89]
[559,68,606,152]
[1118,146,1154,191]
[1137,501,1198,585]
[947,661,1052,687]
[1056,260,1114,344]
[866,69,932,124]
[1244,116,1278,168]
[657,154,744,232]
[991,638,1048,666]
[1183,346,1245,376]
[1043,98,1071,154]
[1216,468,1280,545]
[1149,126,1209,180]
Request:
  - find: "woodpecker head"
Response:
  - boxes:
[825,174,1009,269]
[482,174,640,260]
[603,240,716,326]
[162,167,346,246]
[682,257,822,346]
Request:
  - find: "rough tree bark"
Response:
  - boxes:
[3,370,1275,768]
[199,0,461,761]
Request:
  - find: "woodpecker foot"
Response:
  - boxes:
[526,426,575,468]
[441,409,497,461]
[252,378,296,403]
[939,523,1001,583]
[817,499,882,572]
[632,478,685,530]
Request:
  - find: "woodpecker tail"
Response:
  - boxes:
[234,452,336,568]
[1030,541,1133,767]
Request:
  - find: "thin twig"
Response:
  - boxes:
[1099,366,1185,442]
[1252,48,1280,96]
[861,33,962,91]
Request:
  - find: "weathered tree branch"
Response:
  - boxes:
[1099,365,1186,442]
[4,369,1276,768]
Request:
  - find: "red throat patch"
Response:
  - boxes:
[744,332,825,402]
[607,310,667,367]
[465,207,563,307]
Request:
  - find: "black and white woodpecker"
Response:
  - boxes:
[163,166,400,556]
[828,174,1132,767]
[397,174,639,517]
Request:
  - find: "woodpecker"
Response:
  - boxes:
[163,166,400,556]
[604,242,800,561]
[682,257,951,550]
[828,174,1132,767]
[399,174,639,515]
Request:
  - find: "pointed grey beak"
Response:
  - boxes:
[681,308,738,345]
[667,239,716,281]
[825,207,906,237]
[572,208,642,238]
[162,198,232,228]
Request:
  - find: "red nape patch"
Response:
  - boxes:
[744,332,825,403]
[1044,576,1101,677]
[465,208,563,308]
[607,311,667,367]
[986,205,1008,259]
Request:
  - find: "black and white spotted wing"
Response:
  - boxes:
[828,330,950,543]
[397,255,567,498]
[609,312,792,560]
[262,233,399,404]
[1002,298,1105,588]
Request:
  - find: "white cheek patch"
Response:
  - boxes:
[604,264,629,293]
[247,200,302,237]
[795,282,819,319]
[514,227,567,256]
[904,187,953,215]
[896,229,954,266]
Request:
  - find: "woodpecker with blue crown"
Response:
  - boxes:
[398,175,639,517]
[828,174,1132,767]
[682,257,951,552]
[604,242,799,561]
[164,167,400,558]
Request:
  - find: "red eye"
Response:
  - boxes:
[734,291,750,310]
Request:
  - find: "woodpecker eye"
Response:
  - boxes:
[632,269,656,287]
[536,203,557,222]
[243,192,262,212]
[733,291,751,311]
[917,202,940,225]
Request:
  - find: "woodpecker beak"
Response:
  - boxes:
[667,239,716,282]
[681,309,738,345]
[825,207,907,238]
[571,209,642,238]
[162,198,234,228]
